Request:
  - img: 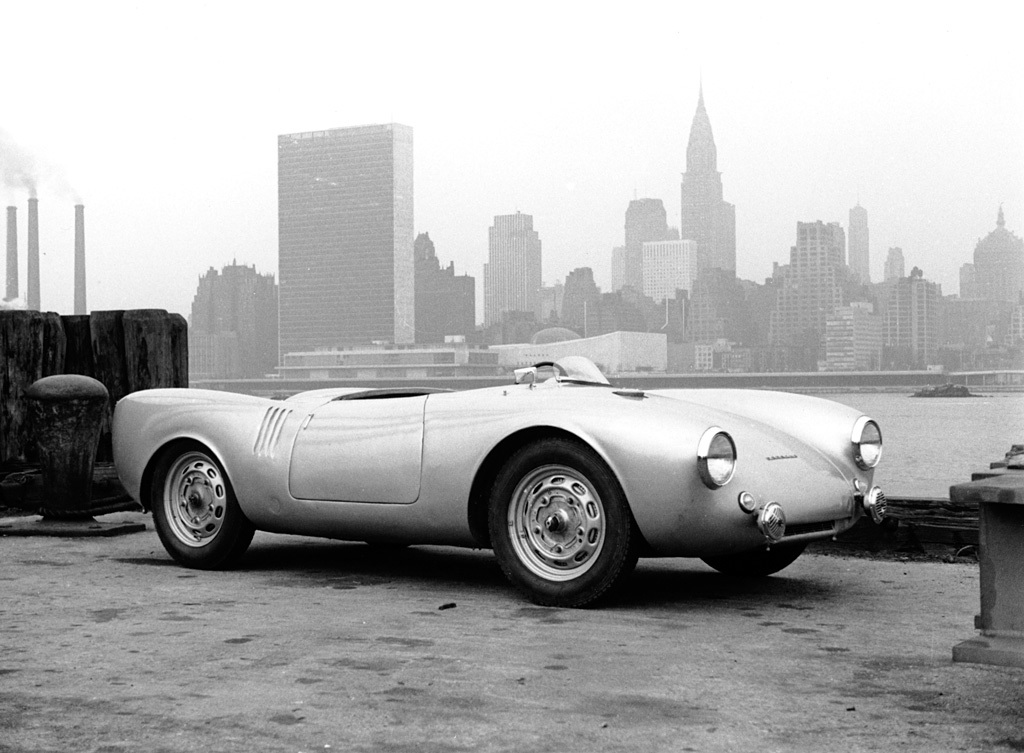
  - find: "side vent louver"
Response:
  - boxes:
[254,406,292,458]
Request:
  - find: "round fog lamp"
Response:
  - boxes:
[737,491,757,514]
[757,502,786,543]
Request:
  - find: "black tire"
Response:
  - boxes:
[701,543,806,577]
[149,440,255,569]
[488,438,639,607]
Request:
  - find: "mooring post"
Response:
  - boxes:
[951,446,1024,669]
[25,374,109,520]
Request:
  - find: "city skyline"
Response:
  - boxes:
[0,3,1020,320]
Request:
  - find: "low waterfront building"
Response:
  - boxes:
[279,340,500,380]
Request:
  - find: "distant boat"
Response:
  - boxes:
[911,383,983,398]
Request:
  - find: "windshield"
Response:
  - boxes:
[555,356,610,385]
[514,356,611,386]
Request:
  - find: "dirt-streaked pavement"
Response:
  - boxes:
[1,513,1022,753]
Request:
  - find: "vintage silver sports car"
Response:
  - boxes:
[112,357,885,607]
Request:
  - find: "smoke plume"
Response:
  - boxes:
[0,127,79,201]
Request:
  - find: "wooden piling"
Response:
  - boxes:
[123,309,189,393]
[0,310,66,464]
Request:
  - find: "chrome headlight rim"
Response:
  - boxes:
[851,416,883,470]
[697,427,737,489]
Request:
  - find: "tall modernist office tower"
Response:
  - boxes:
[642,239,697,302]
[278,123,414,357]
[680,86,736,274]
[483,212,542,327]
[848,204,870,283]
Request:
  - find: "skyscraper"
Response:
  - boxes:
[848,204,870,283]
[278,123,414,356]
[769,221,848,369]
[561,267,601,335]
[642,240,697,303]
[825,302,882,371]
[413,232,475,343]
[189,262,279,379]
[884,247,905,282]
[483,212,542,327]
[619,198,670,292]
[680,86,736,274]
[883,267,940,368]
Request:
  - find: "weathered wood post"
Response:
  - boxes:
[0,310,66,464]
[89,310,129,462]
[123,309,189,392]
[61,314,96,378]
[25,375,109,519]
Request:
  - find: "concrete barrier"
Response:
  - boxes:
[951,452,1024,668]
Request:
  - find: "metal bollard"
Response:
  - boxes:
[25,374,109,520]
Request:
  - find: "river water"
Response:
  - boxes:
[822,392,1024,499]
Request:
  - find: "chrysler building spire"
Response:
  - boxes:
[680,85,735,273]
[686,83,718,174]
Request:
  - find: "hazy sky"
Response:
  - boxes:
[1,1,1021,321]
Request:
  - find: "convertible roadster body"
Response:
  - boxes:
[112,357,885,606]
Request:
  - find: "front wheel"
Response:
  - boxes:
[150,440,255,569]
[488,438,639,607]
[701,543,806,577]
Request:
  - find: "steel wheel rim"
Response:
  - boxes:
[506,464,606,581]
[162,451,228,548]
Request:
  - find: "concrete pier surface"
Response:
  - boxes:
[2,513,1022,753]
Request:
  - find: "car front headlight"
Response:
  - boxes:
[697,427,736,489]
[851,417,882,470]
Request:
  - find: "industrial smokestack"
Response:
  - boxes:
[27,197,39,310]
[5,206,16,301]
[74,204,86,314]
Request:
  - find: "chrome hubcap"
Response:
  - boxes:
[163,451,227,547]
[507,464,605,581]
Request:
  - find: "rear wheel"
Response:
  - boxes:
[150,441,255,569]
[701,543,806,577]
[488,438,639,607]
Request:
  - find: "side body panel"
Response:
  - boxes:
[288,397,426,503]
